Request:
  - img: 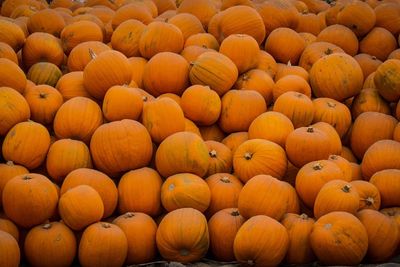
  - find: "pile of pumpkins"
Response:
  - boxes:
[1,0,400,266]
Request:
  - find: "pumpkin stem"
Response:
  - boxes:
[244,152,252,160]
[341,184,352,193]
[88,48,97,60]
[22,175,32,180]
[179,249,190,256]
[287,60,292,67]
[246,260,255,266]
[365,197,375,206]
[327,101,336,108]
[325,48,333,55]
[220,177,231,183]
[371,56,377,60]
[242,74,249,81]
[299,213,309,220]
[42,223,52,229]
[209,150,217,158]
[231,210,240,216]
[124,212,135,218]
[201,45,208,49]
[306,127,314,133]
[168,183,175,191]
[39,92,47,99]
[101,223,111,228]
[329,154,338,160]
[312,162,323,171]
[5,161,14,166]
[142,96,148,102]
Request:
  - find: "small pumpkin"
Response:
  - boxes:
[184,32,219,50]
[273,74,311,101]
[0,19,26,52]
[168,13,205,41]
[221,132,249,155]
[0,161,28,208]
[235,69,275,105]
[317,24,359,56]
[0,217,19,241]
[205,141,233,176]
[27,62,62,87]
[299,41,344,72]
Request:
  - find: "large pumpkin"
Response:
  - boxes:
[299,41,344,71]
[156,208,209,263]
[111,19,146,57]
[90,119,153,177]
[56,71,92,101]
[27,8,66,37]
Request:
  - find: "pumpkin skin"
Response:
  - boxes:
[67,41,111,71]
[61,20,104,54]
[189,51,239,96]
[24,222,76,267]
[90,119,153,177]
[180,85,221,126]
[282,213,316,264]
[0,41,18,63]
[102,85,143,122]
[61,168,118,218]
[0,19,25,52]
[208,208,245,261]
[79,222,128,267]
[176,0,216,29]
[0,58,26,94]
[295,160,345,209]
[27,8,65,37]
[374,59,400,102]
[0,217,19,241]
[354,53,383,79]
[235,69,275,105]
[143,52,189,97]
[181,45,210,62]
[156,208,209,263]
[272,74,312,101]
[54,96,103,144]
[233,139,288,183]
[22,32,64,69]
[310,211,368,266]
[233,215,289,267]
[351,88,391,119]
[257,0,299,35]
[221,131,249,155]
[2,173,58,229]
[238,174,298,220]
[2,120,51,170]
[24,84,63,125]
[374,3,400,36]
[219,90,267,133]
[299,41,344,72]
[155,131,210,178]
[205,141,233,176]
[128,56,147,88]
[328,154,353,182]
[0,230,20,267]
[168,13,205,41]
[113,212,158,265]
[161,173,211,212]
[0,161,28,208]
[111,19,146,58]
[317,24,359,56]
[369,169,400,208]
[359,27,397,62]
[361,140,400,180]
[0,86,30,136]
[351,180,381,210]
[111,3,153,29]
[184,32,219,50]
[139,21,184,59]
[256,50,277,78]
[357,209,400,262]
[27,62,62,87]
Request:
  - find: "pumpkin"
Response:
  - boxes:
[208,5,265,44]
[143,51,189,96]
[351,88,391,119]
[79,222,128,267]
[274,61,309,82]
[256,50,277,77]
[295,160,345,209]
[152,0,177,14]
[168,13,205,41]
[111,3,153,29]
[233,139,287,183]
[204,141,232,175]
[2,120,50,169]
[139,21,184,59]
[233,215,289,266]
[312,98,351,138]
[0,19,25,52]
[199,124,225,142]
[328,154,353,182]
[369,169,400,207]
[257,0,299,35]
[221,132,248,155]
[110,19,145,57]
[310,53,363,101]
[359,27,397,62]
[389,49,400,60]
[157,93,181,106]
[361,140,400,180]
[67,41,111,71]
[128,56,147,88]
[176,0,216,29]
[354,54,383,79]
[184,32,219,50]
[350,180,381,210]
[238,174,298,220]
[118,167,162,217]
[235,69,274,105]
[90,119,153,177]
[273,74,311,101]
[189,51,238,96]
[2,173,58,228]
[295,12,323,36]
[180,44,210,63]
[0,87,30,136]
[0,217,19,241]
[374,59,400,102]
[282,213,316,264]
[83,49,132,100]
[0,161,28,208]
[0,42,18,63]
[87,5,115,23]
[208,208,245,261]
[24,84,63,125]
[374,3,400,36]
[54,96,103,144]
[310,211,368,266]
[26,62,62,87]
[299,41,344,72]
[0,58,26,94]
[265,27,306,65]
[113,212,157,264]
[395,122,400,141]
[364,71,378,89]
[156,208,209,263]
[317,24,359,56]
[0,230,20,267]
[61,168,118,218]
[61,20,104,54]
[22,32,64,69]
[381,207,400,237]
[27,8,65,37]
[358,209,400,262]
[24,222,76,267]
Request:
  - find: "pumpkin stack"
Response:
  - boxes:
[1,0,400,266]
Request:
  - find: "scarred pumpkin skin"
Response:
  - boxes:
[156,208,209,263]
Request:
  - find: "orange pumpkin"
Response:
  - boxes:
[221,132,249,155]
[374,59,400,102]
[273,74,311,101]
[128,56,147,88]
[374,2,400,36]
[111,3,153,29]
[299,41,344,72]
[350,180,381,210]
[27,8,65,37]
[110,19,146,57]
[0,217,19,241]
[328,154,353,182]
[359,27,397,61]
[0,42,18,63]
[205,141,232,176]
[67,41,111,71]
[168,13,205,41]
[0,230,20,267]
[257,0,299,35]
[26,62,62,87]
[317,24,359,56]
[184,32,219,50]
[235,69,275,105]
[0,19,26,52]
[0,58,27,94]
[0,161,28,208]
[274,61,309,82]
[61,20,104,54]
[351,88,391,119]
[370,169,400,207]
[256,50,277,78]
[0,87,30,136]
[354,53,383,79]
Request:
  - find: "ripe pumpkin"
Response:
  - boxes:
[184,32,219,50]
[328,154,353,182]
[26,62,62,87]
[168,13,205,41]
[257,0,299,35]
[61,20,104,54]
[79,222,128,267]
[221,131,249,155]
[274,61,309,82]
[299,41,344,71]
[118,167,163,217]
[381,207,400,236]
[0,230,20,267]
[110,19,146,57]
[0,19,25,52]
[233,139,287,183]
[374,59,400,102]
[128,56,147,88]
[0,217,19,241]
[317,24,359,56]
[0,58,26,93]
[359,27,397,62]
[256,50,278,77]
[0,161,28,208]
[350,88,391,119]
[235,69,275,105]
[2,173,58,228]
[24,222,76,267]
[0,86,30,136]
[176,0,216,29]
[233,215,289,266]
[351,180,381,211]
[67,41,111,71]
[90,119,153,177]
[156,208,209,263]
[273,74,311,101]
[0,41,18,63]
[113,212,158,265]
[354,53,383,79]
[111,3,153,29]
[208,208,245,262]
[205,141,232,176]
[310,211,368,266]
[61,168,118,218]
[2,120,51,170]
[54,96,103,144]
[369,169,400,207]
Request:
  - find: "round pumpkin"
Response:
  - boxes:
[67,41,111,71]
[55,71,91,101]
[168,13,205,41]
[359,27,397,62]
[26,62,62,87]
[0,41,18,63]
[0,217,19,242]
[235,69,275,105]
[184,32,219,50]
[221,132,249,155]
[369,169,400,208]
[273,74,312,101]
[0,58,26,93]
[374,59,400,102]
[111,19,146,57]
[0,161,28,208]
[0,230,20,267]
[350,88,391,119]
[0,19,25,52]
[61,20,104,54]
[317,24,359,56]
[299,41,344,72]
